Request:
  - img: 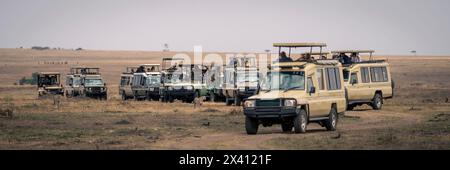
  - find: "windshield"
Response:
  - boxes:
[236,72,258,83]
[85,79,104,86]
[148,75,161,85]
[73,77,81,86]
[261,71,305,91]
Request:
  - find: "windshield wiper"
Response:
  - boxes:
[283,86,302,92]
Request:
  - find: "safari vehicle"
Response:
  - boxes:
[331,50,394,110]
[119,66,138,100]
[78,68,108,100]
[243,43,346,134]
[131,64,162,101]
[37,72,64,97]
[222,56,259,106]
[160,58,208,103]
[205,64,226,102]
[65,67,85,97]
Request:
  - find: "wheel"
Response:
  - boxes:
[293,109,307,133]
[169,95,174,103]
[121,92,127,101]
[209,92,215,102]
[281,122,293,132]
[372,93,383,110]
[245,116,258,135]
[324,107,338,131]
[225,97,233,106]
[234,95,241,106]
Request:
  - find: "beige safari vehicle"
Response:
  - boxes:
[332,50,394,110]
[37,72,64,97]
[222,55,259,106]
[119,66,137,100]
[243,43,346,134]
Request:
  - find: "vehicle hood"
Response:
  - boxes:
[248,90,308,100]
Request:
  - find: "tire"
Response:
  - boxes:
[225,97,233,106]
[209,92,215,102]
[324,107,338,131]
[372,93,383,110]
[245,116,258,135]
[293,109,307,133]
[121,92,127,101]
[234,95,241,106]
[281,123,293,133]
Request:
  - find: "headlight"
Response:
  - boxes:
[185,86,193,90]
[284,99,297,107]
[244,100,255,108]
[149,88,154,91]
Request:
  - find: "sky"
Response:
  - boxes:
[1,0,450,55]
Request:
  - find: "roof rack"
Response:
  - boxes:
[342,60,387,67]
[273,43,327,48]
[273,42,327,59]
[331,50,375,60]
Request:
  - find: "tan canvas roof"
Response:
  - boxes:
[273,43,327,48]
[331,50,375,54]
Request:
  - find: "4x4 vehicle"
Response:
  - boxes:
[119,66,137,100]
[37,72,64,97]
[131,64,162,101]
[332,50,394,110]
[160,58,208,103]
[206,64,226,102]
[65,67,85,97]
[222,56,259,106]
[243,43,346,134]
[78,68,107,100]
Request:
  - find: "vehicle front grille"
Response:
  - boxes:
[255,99,281,107]
[91,87,102,92]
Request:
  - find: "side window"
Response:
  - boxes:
[325,67,341,90]
[335,68,341,89]
[382,67,388,82]
[316,69,324,90]
[361,67,370,83]
[307,77,314,93]
[343,70,350,82]
[370,67,388,82]
[350,73,358,84]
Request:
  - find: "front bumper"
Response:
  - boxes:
[244,106,297,119]
[166,89,195,97]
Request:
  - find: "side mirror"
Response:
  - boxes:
[309,86,316,94]
[104,83,107,86]
[69,84,72,86]
[81,83,84,86]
